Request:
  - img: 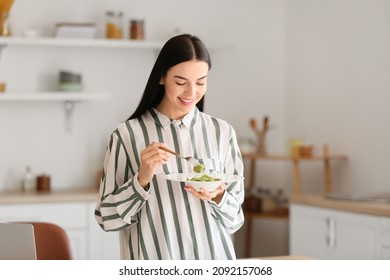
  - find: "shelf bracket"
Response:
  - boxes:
[64,101,74,132]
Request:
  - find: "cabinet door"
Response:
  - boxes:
[379,217,390,259]
[67,229,88,259]
[335,211,379,259]
[290,204,336,259]
[290,203,381,260]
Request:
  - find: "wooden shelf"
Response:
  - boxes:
[241,152,347,161]
[244,210,289,220]
[0,37,164,50]
[242,145,347,258]
[242,148,348,194]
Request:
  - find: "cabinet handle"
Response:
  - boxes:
[326,217,336,248]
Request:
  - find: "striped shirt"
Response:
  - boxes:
[95,107,244,260]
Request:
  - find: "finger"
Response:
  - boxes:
[209,185,224,195]
[142,145,168,161]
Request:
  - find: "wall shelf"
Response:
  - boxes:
[0,37,164,50]
[0,36,160,133]
[0,92,111,132]
[0,92,110,101]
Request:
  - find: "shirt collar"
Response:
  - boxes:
[147,107,199,129]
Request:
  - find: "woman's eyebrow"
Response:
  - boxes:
[174,75,207,80]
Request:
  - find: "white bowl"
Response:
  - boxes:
[164,172,244,192]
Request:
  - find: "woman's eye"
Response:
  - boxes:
[176,82,185,86]
[197,83,205,86]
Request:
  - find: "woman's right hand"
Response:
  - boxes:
[138,142,168,188]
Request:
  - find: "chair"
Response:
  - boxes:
[19,222,73,260]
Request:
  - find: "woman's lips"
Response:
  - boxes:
[179,97,195,105]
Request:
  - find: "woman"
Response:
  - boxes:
[95,34,244,260]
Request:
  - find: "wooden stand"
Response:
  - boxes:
[241,144,347,258]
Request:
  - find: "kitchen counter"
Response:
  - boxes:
[0,188,99,204]
[257,255,313,260]
[290,193,390,217]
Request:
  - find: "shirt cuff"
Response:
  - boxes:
[208,189,228,208]
[132,172,151,201]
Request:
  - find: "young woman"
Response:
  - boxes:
[95,34,244,260]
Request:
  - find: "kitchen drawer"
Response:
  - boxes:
[0,202,88,228]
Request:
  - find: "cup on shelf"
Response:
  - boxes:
[37,174,51,192]
[299,145,314,157]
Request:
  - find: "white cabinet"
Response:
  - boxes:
[87,203,120,260]
[0,201,120,259]
[379,218,390,259]
[290,203,383,259]
[290,204,335,259]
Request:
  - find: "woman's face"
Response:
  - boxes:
[157,60,209,120]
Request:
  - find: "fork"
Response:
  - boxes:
[159,146,199,166]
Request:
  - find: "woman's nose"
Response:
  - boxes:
[187,84,197,96]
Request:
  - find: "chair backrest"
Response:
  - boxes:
[19,222,72,260]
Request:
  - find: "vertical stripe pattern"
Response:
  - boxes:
[95,107,244,259]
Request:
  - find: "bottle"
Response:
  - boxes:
[22,166,36,192]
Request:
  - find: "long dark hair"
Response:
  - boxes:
[128,34,211,120]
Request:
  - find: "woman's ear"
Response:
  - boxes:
[159,77,164,85]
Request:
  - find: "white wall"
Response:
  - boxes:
[0,0,287,192]
[0,0,287,259]
[285,0,390,194]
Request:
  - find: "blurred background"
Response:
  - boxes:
[0,0,389,259]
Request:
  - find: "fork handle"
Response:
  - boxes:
[159,146,181,157]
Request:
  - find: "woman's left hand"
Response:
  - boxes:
[184,183,225,204]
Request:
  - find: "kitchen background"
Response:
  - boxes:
[0,0,389,258]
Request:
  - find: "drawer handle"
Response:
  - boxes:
[326,217,336,248]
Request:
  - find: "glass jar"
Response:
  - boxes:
[261,189,277,213]
[0,12,11,36]
[105,11,123,39]
[275,189,289,215]
[129,19,145,40]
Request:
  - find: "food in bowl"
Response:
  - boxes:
[163,172,244,192]
[187,174,220,182]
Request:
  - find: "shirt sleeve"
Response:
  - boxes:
[208,126,245,234]
[95,130,150,231]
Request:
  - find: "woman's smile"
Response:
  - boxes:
[178,97,195,105]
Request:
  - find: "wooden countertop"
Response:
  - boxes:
[256,255,313,260]
[290,193,390,217]
[0,188,99,204]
